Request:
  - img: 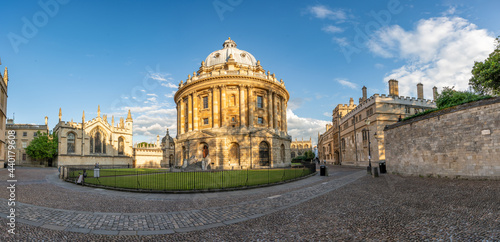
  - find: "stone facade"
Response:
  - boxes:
[290,138,312,159]
[53,107,133,167]
[0,65,8,165]
[5,118,49,166]
[174,38,291,169]
[318,80,437,167]
[385,97,500,179]
[133,130,175,168]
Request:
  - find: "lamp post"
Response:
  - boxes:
[365,119,372,174]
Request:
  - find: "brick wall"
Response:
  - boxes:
[385,97,500,179]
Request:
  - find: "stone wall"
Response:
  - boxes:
[385,97,500,179]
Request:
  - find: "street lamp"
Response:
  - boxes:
[365,119,372,174]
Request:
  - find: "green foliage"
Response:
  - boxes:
[292,155,306,161]
[25,131,58,161]
[303,150,315,160]
[436,87,491,109]
[469,37,500,96]
[403,86,491,121]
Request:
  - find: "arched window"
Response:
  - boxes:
[259,141,270,166]
[67,132,75,154]
[229,143,240,165]
[291,151,296,158]
[90,129,106,154]
[118,137,124,155]
[201,143,209,158]
[280,144,285,163]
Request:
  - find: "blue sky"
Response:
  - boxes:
[1,0,499,145]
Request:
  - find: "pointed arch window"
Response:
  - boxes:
[90,129,106,154]
[118,137,124,155]
[67,132,75,154]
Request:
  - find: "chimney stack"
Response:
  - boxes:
[388,79,399,96]
[433,86,438,101]
[362,86,367,102]
[417,83,423,99]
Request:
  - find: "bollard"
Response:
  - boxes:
[372,167,379,178]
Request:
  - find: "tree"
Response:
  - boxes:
[25,131,58,161]
[469,36,500,95]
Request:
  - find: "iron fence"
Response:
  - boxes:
[65,163,317,192]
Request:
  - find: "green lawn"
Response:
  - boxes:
[69,168,314,191]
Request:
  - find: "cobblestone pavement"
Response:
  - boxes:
[1,166,499,241]
[0,166,364,236]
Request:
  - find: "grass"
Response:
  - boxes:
[70,167,314,191]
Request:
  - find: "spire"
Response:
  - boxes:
[59,108,62,122]
[97,105,101,117]
[166,128,169,136]
[126,109,132,121]
[112,115,115,126]
[82,110,85,123]
[3,67,8,85]
[45,116,48,126]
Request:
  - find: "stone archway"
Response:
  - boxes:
[259,141,270,166]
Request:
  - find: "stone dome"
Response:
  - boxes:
[204,38,257,67]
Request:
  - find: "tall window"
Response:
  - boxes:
[118,137,124,155]
[202,144,209,158]
[23,132,27,137]
[257,96,263,108]
[22,154,26,161]
[67,132,75,154]
[259,141,270,166]
[229,143,240,165]
[90,129,106,154]
[280,144,285,163]
[203,118,209,125]
[22,141,27,148]
[230,95,236,106]
[203,96,208,109]
[258,117,263,124]
[34,132,38,137]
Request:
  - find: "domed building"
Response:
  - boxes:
[174,38,291,169]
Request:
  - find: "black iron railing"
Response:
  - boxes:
[64,163,317,192]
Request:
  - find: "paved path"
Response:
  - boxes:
[0,168,366,235]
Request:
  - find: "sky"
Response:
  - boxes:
[1,0,499,145]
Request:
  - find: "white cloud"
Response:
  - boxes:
[323,112,331,117]
[287,109,330,146]
[161,82,178,88]
[287,97,304,110]
[322,25,343,33]
[307,5,347,20]
[374,63,384,69]
[148,72,173,82]
[165,91,177,98]
[337,79,358,89]
[146,93,158,97]
[333,37,349,47]
[368,17,495,98]
[442,6,456,16]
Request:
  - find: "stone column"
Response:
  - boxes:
[284,101,287,134]
[180,99,185,134]
[281,96,285,131]
[273,92,278,130]
[221,85,227,127]
[188,93,193,132]
[213,86,219,128]
[268,89,273,128]
[193,92,199,131]
[248,86,254,128]
[176,101,180,134]
[239,85,246,127]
